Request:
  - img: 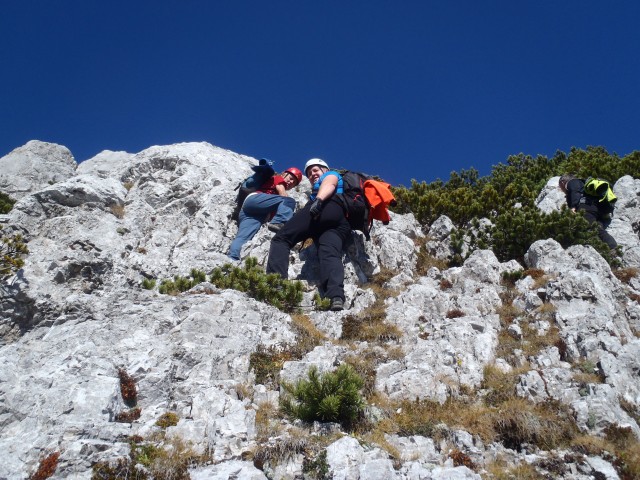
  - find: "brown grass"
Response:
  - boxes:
[115,407,141,423]
[376,396,496,445]
[118,368,137,406]
[613,267,639,284]
[492,398,578,451]
[449,449,476,470]
[415,242,448,276]
[110,204,125,219]
[250,314,325,390]
[484,459,543,480]
[250,345,300,390]
[572,432,640,480]
[340,284,401,343]
[28,452,60,480]
[290,313,326,354]
[524,268,546,280]
[446,308,465,319]
[155,412,179,429]
[482,364,528,407]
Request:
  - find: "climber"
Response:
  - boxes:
[266,158,350,311]
[558,174,618,250]
[228,167,303,261]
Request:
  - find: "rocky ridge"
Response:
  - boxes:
[0,140,639,479]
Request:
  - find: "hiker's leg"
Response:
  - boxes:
[228,210,262,260]
[597,223,618,249]
[242,193,279,220]
[583,209,618,250]
[315,203,351,301]
[266,203,313,278]
[271,197,297,224]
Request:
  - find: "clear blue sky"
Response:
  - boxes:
[1,1,639,186]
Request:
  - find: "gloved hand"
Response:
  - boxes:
[309,198,324,219]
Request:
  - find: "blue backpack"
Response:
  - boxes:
[231,158,275,222]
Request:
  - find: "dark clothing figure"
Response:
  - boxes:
[563,177,617,250]
[266,199,351,301]
[266,159,349,311]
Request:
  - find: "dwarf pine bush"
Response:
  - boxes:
[1,225,29,282]
[209,257,303,313]
[158,269,206,295]
[392,147,636,266]
[280,364,365,429]
[0,191,15,214]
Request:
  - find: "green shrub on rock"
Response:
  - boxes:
[0,191,16,214]
[209,257,302,313]
[1,225,29,282]
[392,147,635,266]
[280,364,365,429]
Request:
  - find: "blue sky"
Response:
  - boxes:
[1,1,639,186]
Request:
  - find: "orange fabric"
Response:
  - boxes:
[364,179,395,223]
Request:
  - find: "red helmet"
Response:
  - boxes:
[284,167,303,185]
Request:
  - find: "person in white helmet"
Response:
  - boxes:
[266,158,350,311]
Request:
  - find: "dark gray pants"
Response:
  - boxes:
[266,199,351,300]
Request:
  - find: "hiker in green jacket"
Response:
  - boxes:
[558,174,617,250]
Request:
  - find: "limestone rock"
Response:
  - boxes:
[1,140,640,479]
[0,140,77,199]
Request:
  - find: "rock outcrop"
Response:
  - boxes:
[1,140,639,479]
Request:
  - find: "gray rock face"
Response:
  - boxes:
[1,140,639,479]
[0,140,77,199]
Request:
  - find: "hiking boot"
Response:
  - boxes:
[267,223,284,233]
[330,297,344,311]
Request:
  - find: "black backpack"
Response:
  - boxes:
[231,159,275,222]
[337,170,370,237]
[336,170,396,240]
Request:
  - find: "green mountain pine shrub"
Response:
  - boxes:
[209,257,303,313]
[0,191,16,214]
[280,364,365,430]
[392,147,636,266]
[1,225,29,282]
[157,269,206,294]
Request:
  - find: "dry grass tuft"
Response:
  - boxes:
[613,267,639,284]
[117,368,137,406]
[254,402,283,441]
[524,268,546,280]
[484,458,543,480]
[449,448,476,470]
[341,284,401,344]
[415,241,448,276]
[446,308,465,319]
[439,278,453,290]
[110,204,125,219]
[253,437,307,470]
[250,345,300,390]
[290,313,326,354]
[492,398,578,451]
[482,364,527,407]
[115,407,141,423]
[92,435,208,480]
[376,396,496,445]
[155,412,179,429]
[28,452,60,480]
[369,267,397,287]
[571,431,640,479]
[250,314,325,390]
